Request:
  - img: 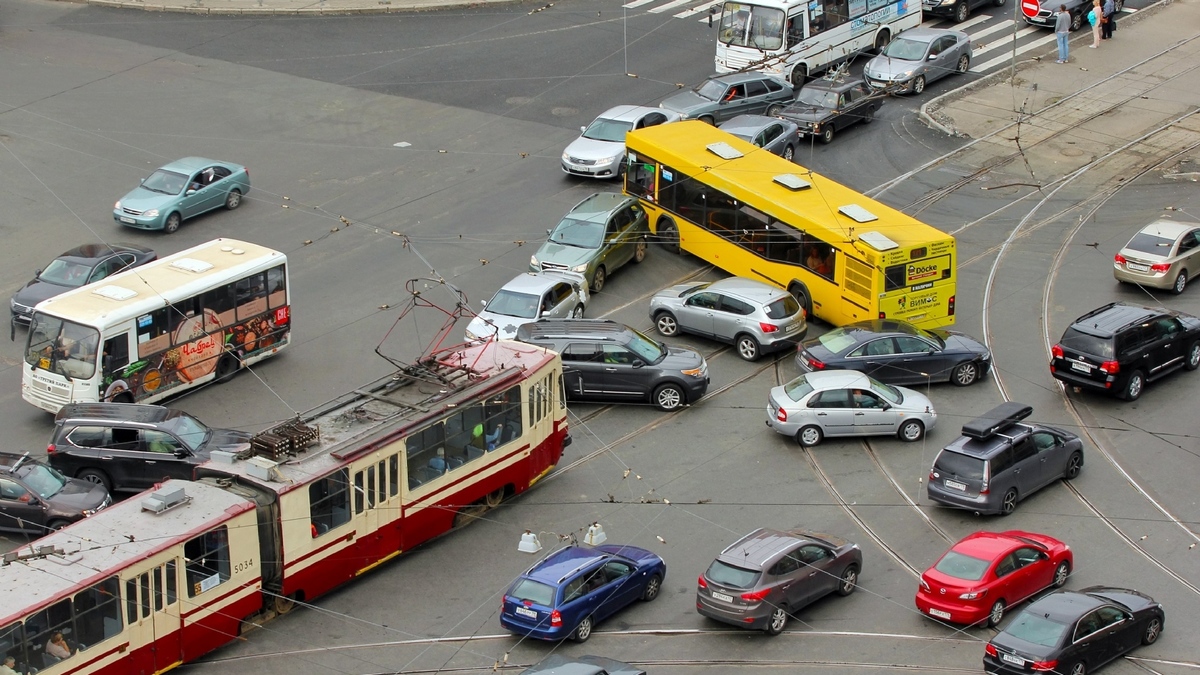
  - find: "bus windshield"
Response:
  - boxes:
[719,3,784,50]
[25,314,100,380]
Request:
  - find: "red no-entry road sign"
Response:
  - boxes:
[1021,0,1041,18]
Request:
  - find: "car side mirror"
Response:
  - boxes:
[479,299,487,308]
[580,126,586,132]
[631,359,645,368]
[927,54,938,61]
[174,449,189,458]
[186,189,196,196]
[35,268,43,276]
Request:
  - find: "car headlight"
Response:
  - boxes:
[83,508,99,517]
[682,366,705,377]
[114,200,121,209]
[530,254,539,268]
[902,70,914,79]
[465,328,480,341]
[562,151,571,162]
[144,209,159,218]
[604,153,623,165]
[571,263,588,273]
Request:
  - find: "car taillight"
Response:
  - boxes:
[807,355,825,370]
[878,311,886,319]
[1100,360,1119,374]
[776,408,787,423]
[1051,344,1063,359]
[959,589,987,600]
[1031,660,1059,672]
[46,443,56,454]
[919,579,930,593]
[697,575,708,589]
[741,588,771,602]
[1150,263,1170,272]
[760,322,778,333]
[1114,253,1127,265]
[984,643,998,658]
[550,610,562,627]
[948,294,955,316]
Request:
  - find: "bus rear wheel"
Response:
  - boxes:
[216,355,241,383]
[874,29,891,52]
[789,284,812,320]
[658,221,681,254]
[790,65,809,87]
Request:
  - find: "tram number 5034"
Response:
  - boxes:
[234,558,254,574]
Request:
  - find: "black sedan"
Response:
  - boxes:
[777,75,880,145]
[795,319,990,386]
[985,587,1164,675]
[11,243,156,325]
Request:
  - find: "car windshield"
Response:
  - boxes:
[867,376,902,404]
[141,169,188,195]
[1124,232,1174,255]
[509,578,556,606]
[794,88,838,109]
[1003,610,1069,648]
[626,327,667,363]
[782,375,814,402]
[916,328,947,349]
[935,550,991,581]
[159,414,212,452]
[934,450,985,481]
[706,560,760,589]
[16,464,69,499]
[817,328,859,354]
[695,79,728,101]
[881,36,929,61]
[38,259,94,288]
[1060,327,1113,359]
[485,290,541,319]
[549,218,605,249]
[582,118,635,143]
[24,314,100,380]
[764,295,800,320]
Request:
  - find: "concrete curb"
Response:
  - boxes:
[918,0,1174,136]
[66,0,524,15]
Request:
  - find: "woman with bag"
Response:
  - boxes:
[1088,0,1102,48]
[1102,0,1116,38]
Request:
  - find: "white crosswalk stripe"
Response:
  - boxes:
[971,25,1042,57]
[942,14,993,30]
[971,33,1056,72]
[622,0,660,8]
[675,2,717,18]
[649,0,702,12]
[968,18,1019,43]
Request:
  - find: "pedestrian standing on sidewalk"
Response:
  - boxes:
[1055,5,1071,62]
[1088,0,1102,47]
[1102,0,1116,39]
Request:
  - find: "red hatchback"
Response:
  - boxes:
[916,530,1072,628]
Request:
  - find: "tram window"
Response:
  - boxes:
[73,577,121,647]
[354,471,364,514]
[310,469,350,536]
[125,579,137,625]
[366,465,377,509]
[166,561,177,605]
[405,424,447,487]
[153,567,164,612]
[140,573,151,619]
[376,460,386,502]
[184,526,231,597]
[25,598,72,668]
[388,455,399,497]
[1,622,27,674]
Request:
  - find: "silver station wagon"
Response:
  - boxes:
[649,277,806,361]
[766,370,937,446]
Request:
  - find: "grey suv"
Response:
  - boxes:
[697,528,862,635]
[48,403,251,493]
[1,452,110,534]
[515,319,709,411]
[927,403,1084,516]
[649,277,807,361]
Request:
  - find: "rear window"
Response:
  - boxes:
[934,449,985,481]
[1125,232,1174,255]
[1060,327,1114,359]
[764,295,801,320]
[705,560,760,590]
[782,375,814,402]
[1004,610,1069,648]
[817,329,859,354]
[934,551,990,582]
[509,579,556,606]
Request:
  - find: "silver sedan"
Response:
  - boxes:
[766,370,937,447]
[863,28,972,96]
[718,115,801,162]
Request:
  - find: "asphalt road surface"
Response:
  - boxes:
[1,0,1197,674]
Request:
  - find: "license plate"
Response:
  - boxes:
[711,591,734,603]
[514,606,538,619]
[1000,653,1024,666]
[928,608,952,619]
[119,216,136,224]
[944,479,967,491]
[1070,361,1092,373]
[1127,262,1149,272]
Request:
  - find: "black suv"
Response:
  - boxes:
[48,403,251,493]
[1,452,110,534]
[1050,303,1200,401]
[515,319,710,411]
[927,403,1084,516]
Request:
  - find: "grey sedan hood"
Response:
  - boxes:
[864,55,919,78]
[563,136,624,162]
[660,91,716,117]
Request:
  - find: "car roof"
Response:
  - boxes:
[800,77,865,94]
[156,157,230,174]
[498,272,574,294]
[56,243,152,262]
[1021,591,1108,625]
[517,318,629,341]
[1068,302,1161,338]
[717,528,823,569]
[719,115,789,136]
[56,402,176,425]
[893,27,967,42]
[798,369,874,390]
[525,546,607,584]
[566,193,634,223]
[826,319,923,345]
[1131,218,1198,240]
[951,531,1045,559]
[709,72,779,85]
[595,105,666,123]
[706,276,791,302]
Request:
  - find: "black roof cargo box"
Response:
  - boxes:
[961,402,1033,441]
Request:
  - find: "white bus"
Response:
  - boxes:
[22,238,290,413]
[715,0,921,85]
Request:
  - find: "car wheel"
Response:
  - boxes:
[1053,561,1070,588]
[571,615,594,643]
[1070,11,1082,30]
[797,425,823,447]
[1069,662,1086,675]
[1000,488,1018,516]
[653,383,685,411]
[78,469,113,493]
[571,304,585,319]
[642,574,662,601]
[951,362,979,386]
[956,54,970,74]
[790,64,809,87]
[1142,616,1162,645]
[633,240,647,263]
[861,106,875,124]
[591,266,606,293]
[735,334,761,361]
[225,189,242,210]
[655,312,680,336]
[163,212,182,234]
[954,0,969,22]
[765,607,788,635]
[898,419,925,442]
[836,565,858,596]
[215,354,240,383]
[1171,270,1187,294]
[987,599,1006,628]
[699,115,716,126]
[659,220,681,254]
[47,519,70,532]
[1064,451,1083,480]
[819,125,835,145]
[782,144,795,161]
[766,103,784,117]
[912,75,926,95]
[1120,370,1144,401]
[1185,341,1200,370]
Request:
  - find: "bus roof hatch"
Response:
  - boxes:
[858,231,898,251]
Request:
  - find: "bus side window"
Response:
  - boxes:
[202,284,237,331]
[236,274,267,322]
[267,265,287,309]
[136,307,172,359]
[102,334,130,377]
[786,14,804,45]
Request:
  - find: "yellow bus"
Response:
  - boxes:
[624,120,956,328]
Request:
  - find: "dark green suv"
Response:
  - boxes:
[529,193,648,293]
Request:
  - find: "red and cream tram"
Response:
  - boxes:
[1,339,568,675]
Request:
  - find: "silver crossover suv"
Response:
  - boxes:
[766,370,936,446]
[649,277,806,361]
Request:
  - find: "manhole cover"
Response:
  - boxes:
[551,107,579,117]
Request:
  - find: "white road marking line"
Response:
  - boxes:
[676,2,717,18]
[966,19,1019,43]
[622,0,659,8]
[649,0,701,12]
[950,14,993,30]
[970,33,1056,72]
[971,25,1040,57]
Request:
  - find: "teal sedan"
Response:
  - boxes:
[114,157,249,233]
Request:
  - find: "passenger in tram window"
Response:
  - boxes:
[45,632,72,661]
[1,655,22,675]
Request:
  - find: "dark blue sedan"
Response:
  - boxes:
[500,544,665,642]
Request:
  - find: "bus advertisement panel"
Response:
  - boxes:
[623,121,956,328]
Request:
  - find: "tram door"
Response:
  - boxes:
[352,461,385,572]
[126,559,183,673]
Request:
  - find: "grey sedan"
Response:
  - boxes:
[660,72,794,125]
[863,28,972,95]
[766,370,936,446]
[649,277,806,361]
[464,271,589,341]
[718,115,800,162]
